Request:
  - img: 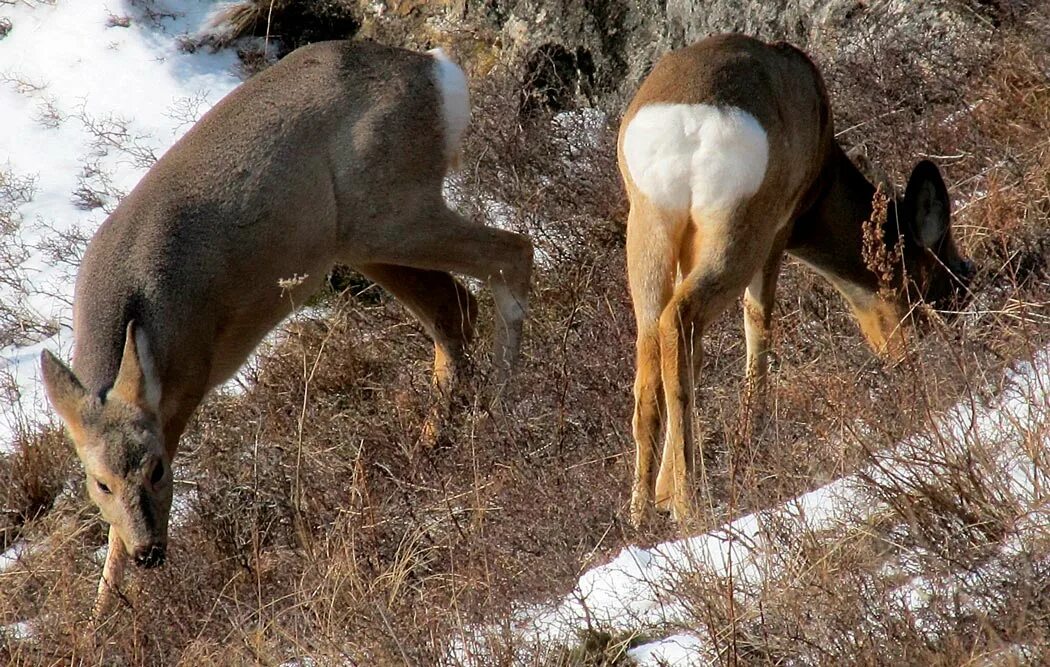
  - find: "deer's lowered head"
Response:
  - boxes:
[41,322,171,569]
[889,159,975,310]
[822,153,975,358]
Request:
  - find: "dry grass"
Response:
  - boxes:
[1,5,1049,666]
[197,0,359,54]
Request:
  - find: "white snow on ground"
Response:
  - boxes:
[0,541,27,572]
[452,347,1050,664]
[628,634,710,666]
[0,621,31,640]
[0,0,241,451]
[0,327,72,442]
[2,3,1047,664]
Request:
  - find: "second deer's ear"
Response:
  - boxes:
[904,160,951,249]
[109,321,162,415]
[40,349,90,435]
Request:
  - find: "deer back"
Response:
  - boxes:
[71,41,460,410]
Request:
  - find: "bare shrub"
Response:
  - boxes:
[75,108,158,170]
[0,167,41,348]
[125,0,178,28]
[197,0,360,53]
[69,109,160,213]
[0,71,46,96]
[0,169,35,238]
[1,6,1049,666]
[0,427,73,552]
[164,91,212,131]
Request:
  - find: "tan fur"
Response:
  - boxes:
[850,293,909,359]
[40,41,532,616]
[619,34,972,524]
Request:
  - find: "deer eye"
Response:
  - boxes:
[96,479,112,495]
[150,461,165,485]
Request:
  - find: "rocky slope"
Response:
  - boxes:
[217,0,1015,114]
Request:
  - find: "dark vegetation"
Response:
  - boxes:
[0,1,1048,664]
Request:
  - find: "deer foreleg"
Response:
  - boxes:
[92,526,126,618]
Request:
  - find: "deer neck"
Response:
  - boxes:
[790,145,883,295]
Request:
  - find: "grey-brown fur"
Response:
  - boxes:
[40,40,533,616]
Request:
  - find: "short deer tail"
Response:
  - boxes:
[428,48,470,171]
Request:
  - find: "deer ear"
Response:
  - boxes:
[40,349,90,432]
[109,321,161,415]
[904,160,951,249]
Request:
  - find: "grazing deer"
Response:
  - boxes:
[618,34,974,524]
[39,41,532,616]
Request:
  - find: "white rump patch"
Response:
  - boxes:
[622,103,769,214]
[429,48,470,167]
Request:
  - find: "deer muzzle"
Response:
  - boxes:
[133,543,167,569]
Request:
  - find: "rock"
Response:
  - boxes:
[205,1,1016,118]
[354,0,1004,114]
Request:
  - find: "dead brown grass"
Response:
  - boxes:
[0,5,1048,666]
[0,427,72,554]
[197,0,360,53]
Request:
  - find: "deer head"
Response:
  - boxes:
[41,321,171,569]
[856,160,975,357]
[894,160,975,309]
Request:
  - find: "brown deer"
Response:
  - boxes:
[39,41,533,615]
[618,34,973,524]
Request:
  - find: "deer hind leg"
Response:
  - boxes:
[654,209,771,521]
[363,202,533,384]
[625,200,683,526]
[743,228,790,399]
[357,263,478,446]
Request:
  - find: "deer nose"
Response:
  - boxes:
[954,258,976,284]
[133,543,166,569]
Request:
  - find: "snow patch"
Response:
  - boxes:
[1,621,32,640]
[628,633,710,666]
[455,346,1050,660]
[0,541,27,573]
[0,0,242,450]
